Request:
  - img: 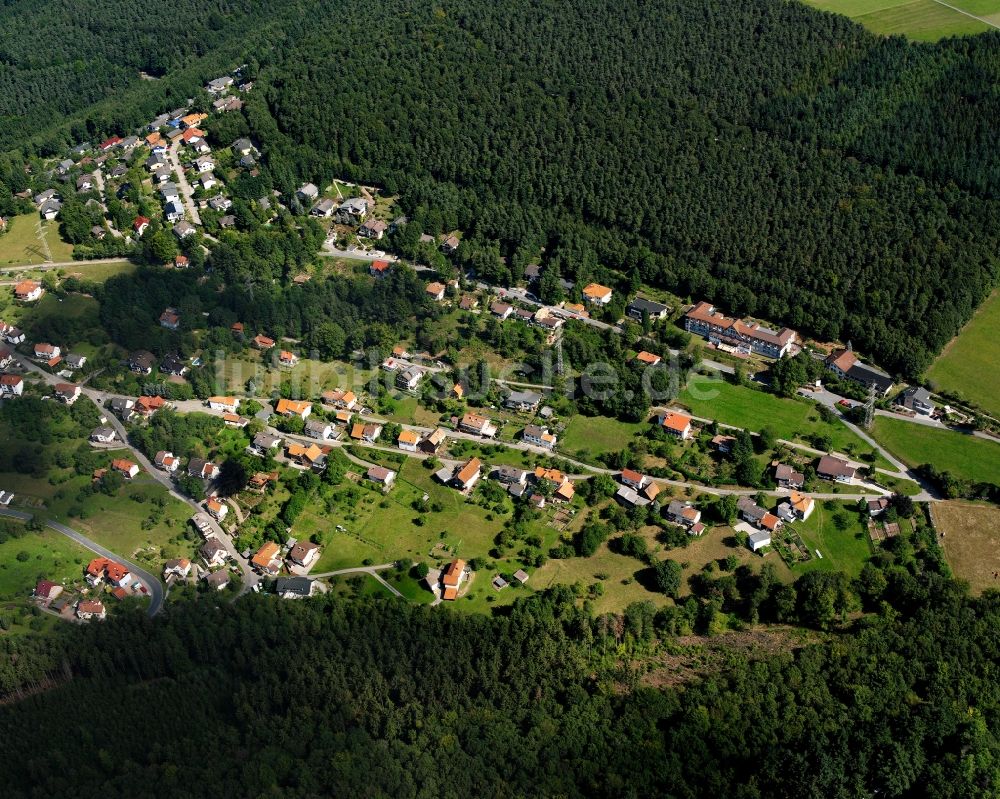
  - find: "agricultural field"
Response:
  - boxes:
[803,0,998,41]
[676,377,886,465]
[871,417,1000,485]
[926,290,1000,418]
[931,501,1000,593]
[560,414,647,459]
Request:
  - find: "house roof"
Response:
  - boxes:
[660,412,692,433]
[635,351,661,365]
[206,498,225,514]
[288,541,319,563]
[398,429,421,445]
[370,259,391,273]
[251,542,280,568]
[208,395,237,407]
[425,281,446,295]
[78,599,105,614]
[582,282,612,300]
[442,559,466,587]
[621,468,644,484]
[15,280,41,295]
[817,454,855,479]
[367,465,394,482]
[454,457,482,486]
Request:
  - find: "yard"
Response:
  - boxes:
[0,214,60,265]
[786,501,872,578]
[802,0,996,41]
[0,522,90,603]
[926,290,1000,418]
[871,417,1000,485]
[931,500,1000,594]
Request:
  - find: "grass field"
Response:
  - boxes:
[0,215,51,265]
[803,0,998,40]
[931,501,1000,593]
[560,415,647,459]
[0,524,90,603]
[872,417,1000,485]
[677,377,886,464]
[926,290,1000,418]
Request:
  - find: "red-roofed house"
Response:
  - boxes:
[133,216,150,236]
[369,259,392,278]
[659,411,692,440]
[14,280,43,302]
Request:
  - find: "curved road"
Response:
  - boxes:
[0,507,165,617]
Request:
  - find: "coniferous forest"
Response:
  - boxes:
[1,0,999,375]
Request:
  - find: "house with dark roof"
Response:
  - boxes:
[825,347,893,397]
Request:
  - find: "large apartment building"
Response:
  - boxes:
[683,301,797,359]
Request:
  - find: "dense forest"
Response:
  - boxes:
[1,525,998,797]
[3,0,998,375]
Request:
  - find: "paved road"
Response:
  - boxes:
[311,563,404,598]
[0,257,131,273]
[0,507,165,617]
[168,138,201,225]
[320,244,395,262]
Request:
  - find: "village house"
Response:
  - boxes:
[620,468,648,490]
[425,282,446,301]
[711,434,737,453]
[817,454,856,484]
[250,432,282,456]
[366,465,396,489]
[0,348,13,370]
[320,389,357,410]
[490,301,513,320]
[867,496,890,517]
[774,463,805,489]
[276,576,316,599]
[129,350,156,374]
[154,451,180,472]
[65,353,87,370]
[135,395,167,417]
[635,351,662,366]
[188,458,220,480]
[658,411,693,440]
[287,443,327,470]
[34,342,59,360]
[459,412,498,438]
[274,398,312,420]
[898,386,935,416]
[748,530,772,553]
[441,234,460,254]
[396,366,423,391]
[493,465,529,487]
[111,458,139,479]
[582,283,613,305]
[252,334,275,350]
[54,383,81,405]
[90,426,116,444]
[205,497,228,521]
[76,599,107,621]
[160,354,187,376]
[301,419,332,441]
[335,197,369,224]
[825,347,894,397]
[397,429,421,452]
[207,396,239,413]
[159,307,181,330]
[311,198,335,217]
[665,500,704,534]
[279,350,299,368]
[0,374,24,396]
[163,558,192,581]
[522,425,556,449]
[452,457,482,492]
[627,297,670,322]
[439,559,468,600]
[684,301,797,359]
[288,541,321,569]
[358,218,387,239]
[350,422,382,443]
[204,570,230,591]
[251,542,282,575]
[504,389,542,413]
[34,580,63,603]
[207,76,234,94]
[367,259,392,279]
[200,538,228,568]
[459,294,479,311]
[777,491,815,523]
[419,427,447,454]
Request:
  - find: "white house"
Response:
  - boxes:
[207,396,239,413]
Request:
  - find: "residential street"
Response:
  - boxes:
[168,138,201,225]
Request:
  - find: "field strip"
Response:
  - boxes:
[851,0,925,18]
[931,0,1000,29]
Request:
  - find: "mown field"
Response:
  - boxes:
[931,501,1000,594]
[871,417,1000,485]
[0,214,73,265]
[926,290,1000,418]
[803,0,998,41]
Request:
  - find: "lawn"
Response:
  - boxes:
[872,417,1000,485]
[802,0,995,40]
[60,260,136,283]
[931,500,1000,594]
[926,290,1000,418]
[677,377,885,463]
[787,501,872,578]
[560,415,647,459]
